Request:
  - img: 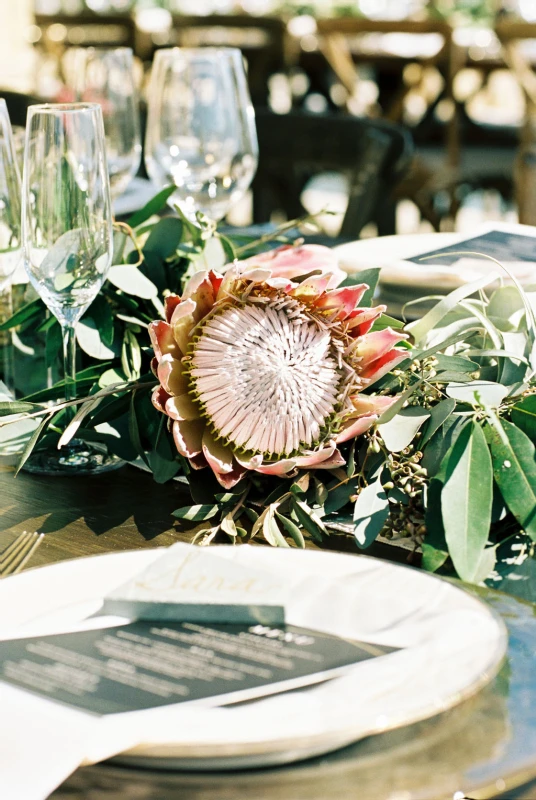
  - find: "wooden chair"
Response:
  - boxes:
[251,109,414,238]
[169,14,288,106]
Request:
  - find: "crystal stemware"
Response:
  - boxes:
[0,99,22,396]
[145,47,258,222]
[22,102,121,474]
[73,47,141,201]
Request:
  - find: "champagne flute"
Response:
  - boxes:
[22,102,119,474]
[0,99,22,396]
[145,47,258,222]
[73,47,142,201]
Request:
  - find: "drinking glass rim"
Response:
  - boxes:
[28,102,103,115]
[153,46,242,59]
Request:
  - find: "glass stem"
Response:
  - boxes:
[62,323,76,426]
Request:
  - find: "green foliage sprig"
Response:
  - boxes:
[2,192,536,599]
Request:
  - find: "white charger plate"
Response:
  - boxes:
[0,546,507,771]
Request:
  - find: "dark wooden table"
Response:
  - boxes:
[2,463,536,800]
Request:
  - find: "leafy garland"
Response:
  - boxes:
[1,188,536,598]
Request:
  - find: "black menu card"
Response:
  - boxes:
[0,621,397,715]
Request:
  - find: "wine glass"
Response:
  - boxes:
[73,47,141,201]
[145,47,258,221]
[0,99,22,396]
[22,102,120,474]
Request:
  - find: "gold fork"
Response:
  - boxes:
[0,532,44,577]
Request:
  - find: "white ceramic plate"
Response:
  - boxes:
[0,547,506,771]
[335,223,536,294]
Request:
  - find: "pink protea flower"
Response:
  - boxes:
[149,245,407,488]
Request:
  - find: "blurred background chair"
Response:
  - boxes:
[251,108,414,239]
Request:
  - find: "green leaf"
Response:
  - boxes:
[378,406,430,453]
[108,265,159,300]
[370,314,404,332]
[0,298,43,331]
[484,417,536,539]
[87,295,115,348]
[76,318,118,360]
[340,268,380,308]
[420,398,456,447]
[127,185,177,228]
[421,414,469,477]
[173,504,220,522]
[121,329,142,380]
[45,321,62,369]
[324,480,354,513]
[353,476,389,548]
[446,381,508,408]
[435,354,479,374]
[275,511,305,548]
[221,512,238,539]
[292,498,327,543]
[128,393,150,468]
[441,422,492,582]
[406,272,500,345]
[144,217,184,259]
[511,395,536,442]
[421,543,449,573]
[0,401,40,417]
[15,412,54,476]
[263,506,289,547]
[488,285,525,330]
[217,233,237,263]
[376,380,423,425]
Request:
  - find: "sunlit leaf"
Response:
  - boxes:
[353,477,389,549]
[173,504,220,521]
[378,406,430,453]
[441,422,492,582]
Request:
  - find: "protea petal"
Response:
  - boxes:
[183,271,216,322]
[255,459,297,476]
[354,328,408,368]
[234,452,264,469]
[361,349,408,386]
[165,393,200,421]
[149,321,181,361]
[242,244,345,289]
[164,294,181,323]
[350,394,397,416]
[172,418,205,458]
[157,354,189,396]
[151,385,171,413]
[315,285,368,319]
[346,306,386,337]
[170,298,197,355]
[294,445,337,468]
[202,430,247,488]
[307,449,346,469]
[335,415,378,444]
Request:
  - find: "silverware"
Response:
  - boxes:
[0,532,44,577]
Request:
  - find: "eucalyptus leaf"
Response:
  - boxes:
[144,217,184,259]
[292,498,327,543]
[441,422,492,582]
[173,504,220,522]
[406,272,500,345]
[511,395,536,442]
[376,380,423,425]
[420,398,456,447]
[275,511,305,548]
[87,295,114,348]
[0,299,43,332]
[353,476,389,548]
[76,318,118,360]
[108,265,158,299]
[0,401,39,417]
[446,381,508,408]
[263,506,289,547]
[435,354,479,374]
[15,413,54,476]
[324,480,355,513]
[221,512,238,538]
[127,185,176,228]
[484,417,536,539]
[378,406,430,453]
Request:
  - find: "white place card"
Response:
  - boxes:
[101,543,287,625]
